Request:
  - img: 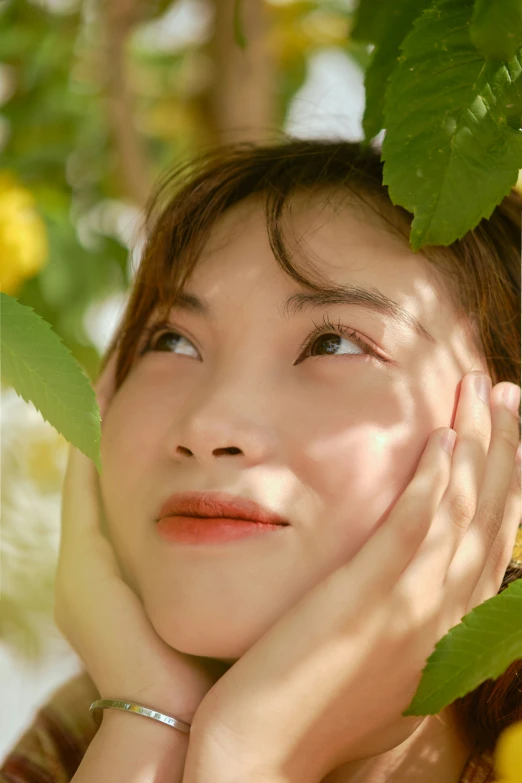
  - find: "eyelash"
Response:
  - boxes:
[138,314,387,363]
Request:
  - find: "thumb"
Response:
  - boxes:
[60,444,104,543]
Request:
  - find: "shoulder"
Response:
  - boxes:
[0,670,100,782]
[458,746,496,783]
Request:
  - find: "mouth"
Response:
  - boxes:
[155,513,289,545]
[156,491,290,527]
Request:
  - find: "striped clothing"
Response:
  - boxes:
[0,671,497,782]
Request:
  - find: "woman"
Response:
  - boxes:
[1,139,521,783]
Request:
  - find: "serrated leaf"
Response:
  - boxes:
[351,0,393,45]
[0,293,102,473]
[470,0,522,62]
[382,0,522,250]
[362,0,432,141]
[403,578,522,716]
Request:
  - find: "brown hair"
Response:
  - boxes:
[98,138,522,756]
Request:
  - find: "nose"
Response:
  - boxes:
[177,445,242,458]
[167,376,276,466]
[172,420,271,465]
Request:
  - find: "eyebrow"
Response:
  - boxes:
[164,285,436,344]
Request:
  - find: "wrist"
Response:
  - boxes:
[98,706,191,751]
[183,722,292,783]
[77,704,190,783]
[97,689,198,725]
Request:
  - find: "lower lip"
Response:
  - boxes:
[156,515,288,544]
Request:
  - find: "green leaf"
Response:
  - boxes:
[351,0,391,44]
[0,293,102,473]
[234,0,247,50]
[362,0,432,141]
[403,578,522,716]
[470,0,522,62]
[382,0,522,250]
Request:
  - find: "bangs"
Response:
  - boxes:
[140,140,410,325]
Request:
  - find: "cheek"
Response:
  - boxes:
[299,371,448,501]
[301,417,433,570]
[100,402,141,497]
[99,391,162,561]
[100,383,163,473]
[299,410,408,502]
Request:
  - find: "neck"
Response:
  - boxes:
[320,707,473,783]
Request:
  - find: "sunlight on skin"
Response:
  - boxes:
[98,193,486,782]
[99,192,484,658]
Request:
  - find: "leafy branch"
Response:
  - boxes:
[354,0,522,249]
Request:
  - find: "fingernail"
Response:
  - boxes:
[501,384,521,416]
[441,428,456,455]
[474,374,491,405]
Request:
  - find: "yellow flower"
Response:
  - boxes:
[494,720,522,783]
[0,172,48,296]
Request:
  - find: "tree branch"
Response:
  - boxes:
[100,0,151,207]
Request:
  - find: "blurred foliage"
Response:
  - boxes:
[0,0,359,382]
[1,0,520,381]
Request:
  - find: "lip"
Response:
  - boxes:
[155,491,290,527]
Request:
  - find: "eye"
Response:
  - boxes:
[139,325,199,357]
[299,315,383,362]
[137,316,387,364]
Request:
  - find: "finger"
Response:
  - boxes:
[56,443,123,632]
[440,371,492,549]
[390,372,493,598]
[60,444,104,546]
[343,426,454,597]
[93,350,119,413]
[58,357,116,553]
[465,453,521,612]
[445,382,520,597]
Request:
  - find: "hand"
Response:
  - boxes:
[185,372,521,783]
[53,351,229,726]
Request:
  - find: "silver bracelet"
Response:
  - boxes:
[89,699,191,734]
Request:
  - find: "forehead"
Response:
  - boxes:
[197,190,428,277]
[144,193,478,365]
[191,192,451,325]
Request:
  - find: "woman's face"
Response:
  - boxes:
[100,194,486,661]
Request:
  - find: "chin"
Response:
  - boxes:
[145,602,256,660]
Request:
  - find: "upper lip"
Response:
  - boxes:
[156,492,290,526]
